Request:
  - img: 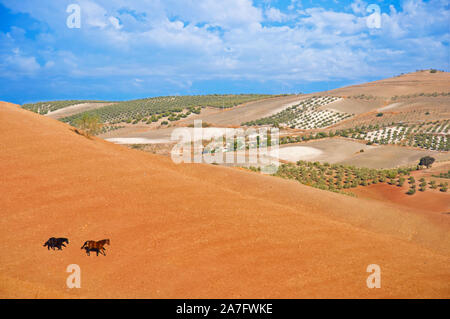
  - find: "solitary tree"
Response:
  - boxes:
[418,156,435,168]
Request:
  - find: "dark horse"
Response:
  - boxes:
[43,237,69,250]
[81,239,110,256]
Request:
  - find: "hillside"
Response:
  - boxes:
[0,101,449,298]
[328,70,450,98]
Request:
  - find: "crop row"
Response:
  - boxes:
[61,94,276,125]
[279,120,450,151]
[273,161,447,195]
[242,96,351,129]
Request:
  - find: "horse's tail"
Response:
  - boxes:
[81,241,88,249]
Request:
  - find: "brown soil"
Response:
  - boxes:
[1,101,449,299]
[329,71,450,98]
[350,183,449,215]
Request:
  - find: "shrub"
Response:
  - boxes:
[74,114,102,137]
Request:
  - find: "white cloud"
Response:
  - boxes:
[0,0,448,88]
[109,17,122,30]
[265,7,288,22]
[351,0,367,15]
[0,49,40,76]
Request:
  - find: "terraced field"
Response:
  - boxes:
[243,96,353,129]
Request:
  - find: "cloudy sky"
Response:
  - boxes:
[0,0,449,104]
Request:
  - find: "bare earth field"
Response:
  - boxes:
[329,71,450,98]
[46,103,116,119]
[320,98,385,115]
[331,99,449,132]
[278,138,449,169]
[186,95,305,126]
[350,183,449,215]
[1,102,450,298]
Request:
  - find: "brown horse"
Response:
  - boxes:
[81,239,110,256]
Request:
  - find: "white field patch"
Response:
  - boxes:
[106,138,170,144]
[274,146,323,162]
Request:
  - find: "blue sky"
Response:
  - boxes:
[0,0,448,104]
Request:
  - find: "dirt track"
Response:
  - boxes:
[1,102,449,298]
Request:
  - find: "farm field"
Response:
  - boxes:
[277,138,450,168]
[335,96,450,130]
[243,96,353,129]
[98,94,306,140]
[176,94,305,127]
[318,97,385,114]
[22,100,110,115]
[60,94,278,125]
[328,70,450,97]
[46,102,116,119]
[1,101,450,298]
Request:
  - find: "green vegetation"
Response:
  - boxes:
[242,96,352,129]
[73,114,103,137]
[273,161,416,195]
[432,170,450,179]
[418,156,435,168]
[22,100,109,115]
[61,94,275,126]
[278,120,450,151]
[391,91,450,100]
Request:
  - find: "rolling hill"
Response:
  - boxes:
[1,101,449,298]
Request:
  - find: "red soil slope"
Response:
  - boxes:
[350,184,449,215]
[0,102,449,298]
